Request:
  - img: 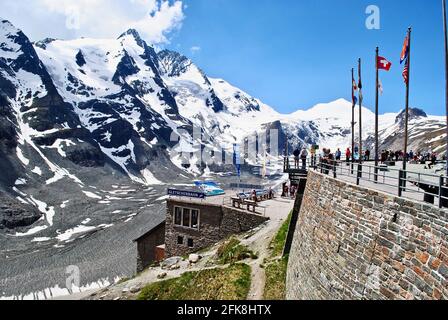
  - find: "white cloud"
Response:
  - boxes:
[190,46,201,54]
[1,0,185,44]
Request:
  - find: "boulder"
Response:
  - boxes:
[161,256,182,270]
[188,254,201,264]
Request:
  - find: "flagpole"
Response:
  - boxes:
[358,58,363,182]
[403,27,412,172]
[375,47,379,182]
[443,0,448,179]
[351,68,355,174]
[358,58,363,164]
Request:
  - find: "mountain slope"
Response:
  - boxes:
[1,18,446,234]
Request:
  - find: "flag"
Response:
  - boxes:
[262,150,267,178]
[352,74,358,104]
[233,144,241,178]
[378,79,384,95]
[352,79,358,92]
[400,35,409,64]
[402,64,409,84]
[377,56,392,71]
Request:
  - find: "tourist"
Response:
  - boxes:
[345,148,351,164]
[268,187,274,199]
[380,150,386,164]
[364,149,371,161]
[310,146,317,168]
[429,153,437,169]
[251,189,258,203]
[300,147,308,170]
[283,185,289,198]
[336,148,342,161]
[293,147,301,169]
[290,185,296,198]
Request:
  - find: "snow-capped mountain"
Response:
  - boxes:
[0,18,446,232]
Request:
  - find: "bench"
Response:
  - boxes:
[231,197,244,208]
[244,200,258,213]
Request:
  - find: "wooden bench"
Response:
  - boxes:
[231,197,244,208]
[244,200,258,213]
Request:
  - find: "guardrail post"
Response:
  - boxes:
[439,176,443,209]
[356,164,361,185]
[374,167,378,184]
[333,161,337,179]
[398,170,403,197]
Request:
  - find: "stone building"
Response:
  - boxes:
[165,198,269,257]
[134,195,269,273]
[134,218,166,273]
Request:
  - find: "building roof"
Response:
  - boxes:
[133,216,166,243]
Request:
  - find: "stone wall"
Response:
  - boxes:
[286,170,448,300]
[165,199,268,257]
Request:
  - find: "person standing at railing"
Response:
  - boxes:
[336,148,342,161]
[364,149,371,161]
[310,146,317,168]
[345,148,351,164]
[300,148,308,170]
[293,147,300,169]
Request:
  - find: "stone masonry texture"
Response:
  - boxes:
[286,170,448,300]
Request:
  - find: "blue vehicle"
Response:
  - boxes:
[194,181,225,197]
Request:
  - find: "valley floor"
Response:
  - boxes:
[0,173,288,300]
[55,196,294,300]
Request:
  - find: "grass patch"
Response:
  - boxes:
[216,237,258,265]
[270,212,292,257]
[263,256,289,300]
[137,264,251,300]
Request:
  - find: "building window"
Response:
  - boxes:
[182,208,191,228]
[191,210,199,229]
[173,206,200,230]
[174,207,182,226]
[177,236,184,245]
[187,238,194,248]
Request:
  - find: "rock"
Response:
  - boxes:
[0,193,42,229]
[161,256,182,269]
[169,264,180,270]
[157,272,168,279]
[130,286,140,293]
[188,254,201,264]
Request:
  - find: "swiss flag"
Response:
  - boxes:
[377,56,392,71]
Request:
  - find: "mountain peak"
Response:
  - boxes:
[395,107,427,124]
[0,19,21,38]
[158,49,194,77]
[118,28,146,48]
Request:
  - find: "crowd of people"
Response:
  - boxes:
[291,144,443,171]
[281,182,298,199]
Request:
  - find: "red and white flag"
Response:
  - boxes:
[377,56,392,71]
[402,64,409,84]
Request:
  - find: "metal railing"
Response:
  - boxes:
[222,196,267,216]
[313,158,448,209]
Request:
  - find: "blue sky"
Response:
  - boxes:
[3,0,446,116]
[166,0,446,116]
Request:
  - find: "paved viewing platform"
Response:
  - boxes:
[282,156,448,209]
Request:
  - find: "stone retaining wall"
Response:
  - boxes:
[286,170,448,300]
